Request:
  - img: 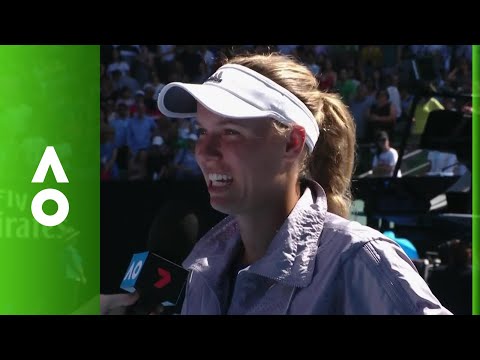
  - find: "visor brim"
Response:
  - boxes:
[157,82,267,119]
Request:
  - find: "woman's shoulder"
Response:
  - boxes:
[319,213,407,271]
[337,237,451,314]
[319,214,451,314]
[321,212,387,247]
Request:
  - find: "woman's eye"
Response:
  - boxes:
[197,128,207,136]
[224,129,239,136]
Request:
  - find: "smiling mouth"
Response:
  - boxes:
[207,173,234,188]
[209,179,233,187]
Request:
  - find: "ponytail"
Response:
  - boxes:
[305,92,356,218]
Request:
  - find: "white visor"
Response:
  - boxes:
[157,64,319,152]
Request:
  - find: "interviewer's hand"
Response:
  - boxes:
[148,304,165,315]
[100,292,139,315]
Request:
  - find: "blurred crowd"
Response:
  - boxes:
[100,45,472,181]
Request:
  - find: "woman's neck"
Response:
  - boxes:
[235,182,302,265]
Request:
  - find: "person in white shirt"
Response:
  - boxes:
[372,131,401,177]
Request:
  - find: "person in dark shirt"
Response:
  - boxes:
[366,88,397,142]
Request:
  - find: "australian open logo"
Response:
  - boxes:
[205,71,223,84]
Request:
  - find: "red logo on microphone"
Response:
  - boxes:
[154,267,172,288]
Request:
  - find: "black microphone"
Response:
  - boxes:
[120,251,189,312]
[120,199,200,314]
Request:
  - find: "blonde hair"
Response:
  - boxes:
[226,53,356,218]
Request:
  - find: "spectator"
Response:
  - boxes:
[337,68,358,103]
[142,83,162,118]
[107,48,130,77]
[447,57,472,92]
[176,45,205,84]
[371,68,384,91]
[305,50,320,77]
[359,45,383,80]
[148,135,171,181]
[199,45,216,75]
[366,88,397,142]
[411,96,444,148]
[100,123,119,181]
[114,45,141,65]
[130,46,153,87]
[157,45,176,63]
[372,131,401,177]
[109,102,130,175]
[399,85,414,120]
[115,86,135,109]
[348,83,374,143]
[427,150,461,176]
[386,73,402,120]
[128,90,146,116]
[127,101,156,180]
[317,58,337,91]
[173,134,202,180]
[115,69,140,94]
[101,63,115,100]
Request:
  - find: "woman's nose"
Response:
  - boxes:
[196,134,221,161]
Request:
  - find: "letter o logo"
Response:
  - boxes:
[31,188,70,227]
[132,261,143,279]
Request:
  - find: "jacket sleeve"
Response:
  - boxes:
[337,239,452,315]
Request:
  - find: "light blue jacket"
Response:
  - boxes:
[181,180,452,315]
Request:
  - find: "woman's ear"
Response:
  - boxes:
[285,125,306,159]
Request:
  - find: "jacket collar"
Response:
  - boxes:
[183,179,327,288]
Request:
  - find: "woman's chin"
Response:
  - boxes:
[210,199,235,215]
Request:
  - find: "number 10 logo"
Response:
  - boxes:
[31,146,69,227]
